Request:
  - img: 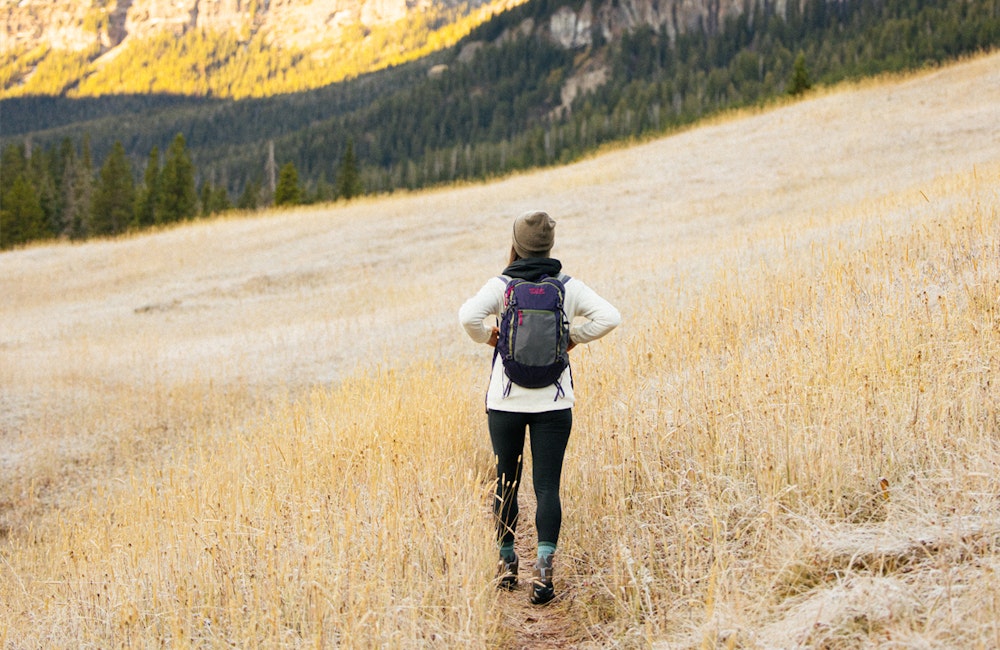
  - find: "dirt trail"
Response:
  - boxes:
[487,478,602,649]
[496,590,589,649]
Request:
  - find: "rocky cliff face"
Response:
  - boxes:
[464,0,799,113]
[3,0,795,57]
[3,1,95,52]
[3,0,801,100]
[546,0,796,48]
[2,0,490,55]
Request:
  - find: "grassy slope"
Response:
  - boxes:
[1,53,998,647]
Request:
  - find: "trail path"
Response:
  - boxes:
[490,488,597,650]
[496,588,588,650]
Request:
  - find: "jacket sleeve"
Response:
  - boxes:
[567,280,621,345]
[459,277,504,344]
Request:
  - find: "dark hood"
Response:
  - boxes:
[502,257,563,281]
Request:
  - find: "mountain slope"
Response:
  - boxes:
[1,0,824,99]
[1,0,522,98]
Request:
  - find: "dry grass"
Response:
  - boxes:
[1,53,999,648]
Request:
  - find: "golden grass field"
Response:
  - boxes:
[2,52,999,648]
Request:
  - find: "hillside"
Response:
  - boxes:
[1,52,998,647]
[1,0,788,99]
[1,0,520,98]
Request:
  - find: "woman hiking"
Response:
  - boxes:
[459,210,621,605]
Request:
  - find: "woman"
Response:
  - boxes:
[459,210,621,605]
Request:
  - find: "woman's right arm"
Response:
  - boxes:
[459,278,504,345]
[567,280,621,345]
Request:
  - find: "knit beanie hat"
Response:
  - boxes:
[512,210,556,258]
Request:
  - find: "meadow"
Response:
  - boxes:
[1,52,998,648]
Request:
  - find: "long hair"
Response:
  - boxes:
[508,245,521,266]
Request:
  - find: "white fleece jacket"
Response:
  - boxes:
[459,275,621,412]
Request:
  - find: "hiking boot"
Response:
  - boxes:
[530,555,555,605]
[497,553,518,590]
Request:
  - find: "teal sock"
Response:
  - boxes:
[537,542,556,559]
[500,542,516,562]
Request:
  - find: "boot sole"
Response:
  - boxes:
[530,582,555,605]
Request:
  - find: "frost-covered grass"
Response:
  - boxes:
[1,53,998,648]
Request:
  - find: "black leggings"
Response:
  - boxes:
[488,408,573,550]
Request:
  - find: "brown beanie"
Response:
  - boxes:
[512,210,556,258]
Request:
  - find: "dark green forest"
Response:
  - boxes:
[2,0,999,249]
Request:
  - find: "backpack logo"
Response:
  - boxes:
[495,274,571,394]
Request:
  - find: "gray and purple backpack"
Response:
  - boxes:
[494,273,571,398]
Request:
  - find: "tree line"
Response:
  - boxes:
[0,133,362,249]
[2,0,998,249]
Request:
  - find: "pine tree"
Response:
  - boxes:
[27,146,58,238]
[158,134,197,222]
[336,140,363,200]
[312,175,334,204]
[0,174,47,249]
[274,161,302,206]
[1,145,27,245]
[238,178,262,210]
[42,142,72,235]
[209,185,233,214]
[90,141,136,236]
[136,146,162,227]
[195,177,233,216]
[788,51,812,95]
[199,180,213,217]
[1,144,27,188]
[61,139,94,239]
[58,153,80,238]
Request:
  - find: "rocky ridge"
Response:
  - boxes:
[2,0,494,55]
[457,0,797,114]
[2,0,800,100]
[3,0,793,58]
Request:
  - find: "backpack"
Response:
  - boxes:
[494,273,571,396]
